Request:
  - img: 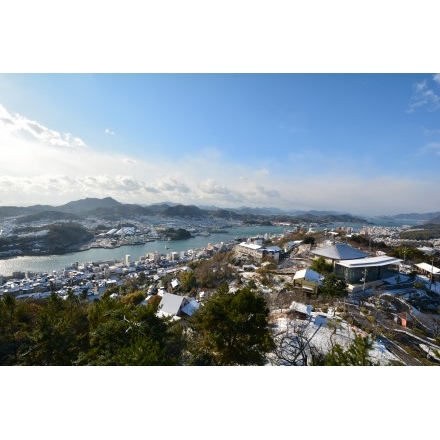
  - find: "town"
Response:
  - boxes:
[1,202,440,366]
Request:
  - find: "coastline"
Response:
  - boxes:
[0,220,421,277]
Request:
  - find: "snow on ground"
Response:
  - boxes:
[268,302,399,365]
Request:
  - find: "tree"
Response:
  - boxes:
[320,334,380,366]
[21,291,89,365]
[187,286,275,365]
[136,271,147,286]
[272,317,325,366]
[178,269,197,293]
[193,252,236,288]
[319,273,348,298]
[0,294,18,364]
[120,290,146,305]
[309,256,333,274]
[77,296,183,366]
[303,236,316,246]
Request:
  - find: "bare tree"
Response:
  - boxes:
[271,316,324,366]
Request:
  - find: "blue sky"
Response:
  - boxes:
[1,73,440,216]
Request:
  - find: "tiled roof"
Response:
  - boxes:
[312,243,369,260]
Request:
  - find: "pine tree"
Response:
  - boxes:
[187,285,275,365]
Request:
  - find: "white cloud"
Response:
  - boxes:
[199,179,231,195]
[255,168,269,178]
[421,142,440,155]
[407,76,440,113]
[0,104,86,149]
[1,103,439,215]
[105,128,115,135]
[123,158,138,165]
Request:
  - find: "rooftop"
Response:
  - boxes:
[312,242,370,260]
[415,262,440,275]
[336,255,402,268]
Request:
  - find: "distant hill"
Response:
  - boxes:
[227,206,349,216]
[295,210,350,216]
[54,197,122,214]
[429,215,440,225]
[230,206,287,216]
[387,212,440,221]
[163,205,206,218]
[2,197,436,225]
[0,206,30,217]
[15,211,81,224]
[270,212,371,225]
[207,209,242,220]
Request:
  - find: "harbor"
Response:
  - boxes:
[0,225,287,277]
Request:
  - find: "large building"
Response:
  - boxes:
[312,242,401,288]
[334,255,402,285]
[311,242,370,266]
[234,242,281,262]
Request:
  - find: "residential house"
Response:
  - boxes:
[293,268,323,295]
[156,292,200,320]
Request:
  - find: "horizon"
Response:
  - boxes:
[1,195,438,219]
[2,2,439,429]
[1,74,440,216]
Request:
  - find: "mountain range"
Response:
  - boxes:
[1,197,439,225]
[0,197,366,224]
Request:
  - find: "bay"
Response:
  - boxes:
[0,225,287,277]
[0,218,423,277]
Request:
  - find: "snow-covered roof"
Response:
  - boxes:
[417,246,436,255]
[266,246,281,252]
[336,255,402,268]
[293,268,323,283]
[180,298,200,316]
[157,292,185,316]
[116,227,136,236]
[312,243,369,260]
[290,301,313,315]
[415,262,440,275]
[238,242,263,250]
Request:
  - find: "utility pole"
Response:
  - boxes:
[429,256,434,292]
[362,267,368,295]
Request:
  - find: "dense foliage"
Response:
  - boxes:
[319,273,348,298]
[399,228,440,241]
[162,228,192,240]
[309,256,334,274]
[186,284,275,365]
[0,283,274,366]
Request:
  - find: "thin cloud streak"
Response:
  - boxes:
[407,74,440,113]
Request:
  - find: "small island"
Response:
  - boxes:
[162,228,192,240]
